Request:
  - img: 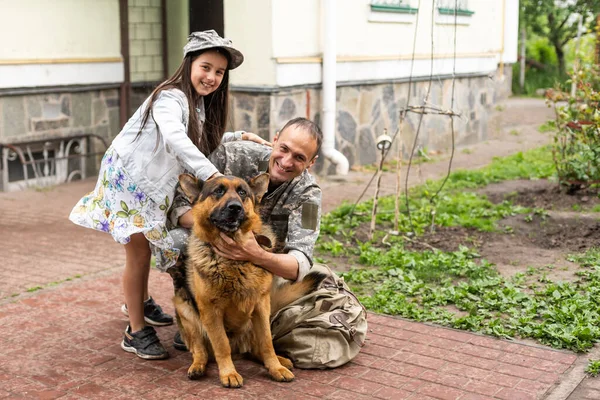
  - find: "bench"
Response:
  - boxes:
[0,133,108,192]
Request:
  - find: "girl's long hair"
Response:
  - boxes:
[136,49,230,156]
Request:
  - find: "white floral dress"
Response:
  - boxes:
[69,147,179,269]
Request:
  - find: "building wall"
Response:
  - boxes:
[0,89,120,145]
[229,67,513,174]
[0,0,123,89]
[224,0,519,175]
[225,0,518,88]
[129,0,165,83]
[166,0,189,76]
[224,0,277,87]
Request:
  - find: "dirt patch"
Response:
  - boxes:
[478,179,600,211]
[496,212,600,251]
[323,179,600,285]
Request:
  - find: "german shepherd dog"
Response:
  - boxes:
[171,173,324,388]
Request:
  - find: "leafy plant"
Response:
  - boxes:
[338,246,600,352]
[549,64,600,191]
[586,359,600,376]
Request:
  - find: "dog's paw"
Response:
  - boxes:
[277,355,294,370]
[269,366,295,382]
[220,371,244,388]
[187,364,206,380]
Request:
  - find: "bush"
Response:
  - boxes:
[549,65,600,191]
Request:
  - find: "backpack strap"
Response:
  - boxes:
[329,312,365,347]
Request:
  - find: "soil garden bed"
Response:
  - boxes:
[314,155,600,352]
[407,179,600,285]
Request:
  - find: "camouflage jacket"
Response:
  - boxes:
[169,141,322,269]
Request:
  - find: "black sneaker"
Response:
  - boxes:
[121,325,169,360]
[121,297,174,326]
[173,331,188,351]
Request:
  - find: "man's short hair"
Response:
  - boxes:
[279,117,323,158]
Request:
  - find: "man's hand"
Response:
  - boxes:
[212,231,265,263]
[241,131,272,147]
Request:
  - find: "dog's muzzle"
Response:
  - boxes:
[210,200,246,232]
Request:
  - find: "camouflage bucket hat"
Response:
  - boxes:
[183,30,244,70]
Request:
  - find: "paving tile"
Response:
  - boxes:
[330,375,384,395]
[383,361,428,378]
[361,343,402,359]
[430,328,475,343]
[289,379,338,397]
[24,390,69,400]
[481,372,522,388]
[459,394,496,400]
[494,387,538,400]
[326,388,375,400]
[361,368,413,388]
[372,386,413,399]
[417,382,466,400]
[466,336,510,351]
[515,379,552,397]
[463,379,503,396]
[493,362,543,381]
[440,362,489,380]
[369,322,417,341]
[292,367,342,385]
[458,343,504,360]
[403,353,447,371]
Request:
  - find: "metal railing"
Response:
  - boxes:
[0,133,108,192]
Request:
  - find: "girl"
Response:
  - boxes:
[69,30,267,360]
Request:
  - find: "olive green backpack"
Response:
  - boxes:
[270,264,368,369]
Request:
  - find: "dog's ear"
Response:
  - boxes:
[178,173,203,203]
[248,173,269,203]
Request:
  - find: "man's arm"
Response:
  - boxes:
[213,184,322,281]
[214,233,301,280]
[169,144,231,229]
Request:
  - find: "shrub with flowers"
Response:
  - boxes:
[547,65,600,192]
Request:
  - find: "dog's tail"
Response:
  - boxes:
[270,271,327,315]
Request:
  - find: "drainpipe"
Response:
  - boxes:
[321,0,349,175]
[119,0,131,128]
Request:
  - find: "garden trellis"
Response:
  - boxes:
[355,0,469,238]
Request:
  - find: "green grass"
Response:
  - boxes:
[538,121,557,133]
[320,147,555,237]
[316,146,600,352]
[5,274,85,300]
[342,247,600,351]
[586,359,600,377]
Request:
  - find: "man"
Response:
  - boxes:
[168,117,323,350]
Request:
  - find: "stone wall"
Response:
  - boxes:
[0,89,121,189]
[229,66,513,175]
[0,89,120,144]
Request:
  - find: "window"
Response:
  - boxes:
[370,1,418,14]
[436,0,474,25]
[438,0,474,17]
[369,1,418,23]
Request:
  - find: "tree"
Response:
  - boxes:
[521,0,600,75]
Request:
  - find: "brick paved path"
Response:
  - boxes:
[1,98,591,399]
[0,269,578,399]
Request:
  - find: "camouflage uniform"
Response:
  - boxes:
[156,141,321,281]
